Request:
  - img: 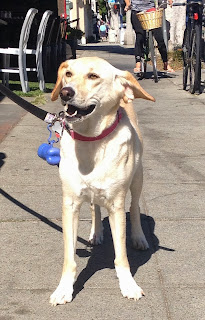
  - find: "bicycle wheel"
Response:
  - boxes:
[182,28,189,90]
[189,24,201,94]
[149,30,158,83]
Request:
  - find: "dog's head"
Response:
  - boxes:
[51,57,155,123]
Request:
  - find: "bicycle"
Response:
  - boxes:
[136,9,164,83]
[175,1,205,94]
[136,3,171,83]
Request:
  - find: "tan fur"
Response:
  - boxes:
[120,100,143,148]
[51,61,69,101]
[49,57,155,306]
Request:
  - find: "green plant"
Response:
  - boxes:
[0,80,54,105]
[98,0,107,16]
[66,26,84,40]
[31,94,47,105]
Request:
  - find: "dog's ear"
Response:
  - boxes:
[115,71,155,103]
[51,61,69,101]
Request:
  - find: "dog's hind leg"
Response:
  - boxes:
[130,163,149,250]
[89,204,104,245]
[49,196,80,306]
[108,195,144,300]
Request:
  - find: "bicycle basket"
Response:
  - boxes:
[136,8,163,30]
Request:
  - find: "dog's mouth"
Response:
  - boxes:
[64,104,96,123]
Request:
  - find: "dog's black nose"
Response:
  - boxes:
[60,87,75,101]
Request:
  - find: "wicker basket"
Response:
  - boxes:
[136,8,163,30]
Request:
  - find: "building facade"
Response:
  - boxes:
[57,0,94,43]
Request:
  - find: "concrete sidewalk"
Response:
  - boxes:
[0,43,205,319]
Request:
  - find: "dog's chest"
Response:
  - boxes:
[59,127,137,205]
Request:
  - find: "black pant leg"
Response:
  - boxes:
[131,11,145,62]
[152,27,167,63]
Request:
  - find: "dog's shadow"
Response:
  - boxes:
[73,213,160,299]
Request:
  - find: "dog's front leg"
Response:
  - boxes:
[108,198,144,301]
[130,165,149,250]
[50,197,80,306]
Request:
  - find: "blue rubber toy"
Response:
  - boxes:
[38,125,60,166]
[37,143,60,165]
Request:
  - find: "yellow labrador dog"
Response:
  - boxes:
[49,57,155,306]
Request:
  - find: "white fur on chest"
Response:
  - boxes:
[59,122,140,206]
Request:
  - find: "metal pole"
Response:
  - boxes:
[162,9,168,50]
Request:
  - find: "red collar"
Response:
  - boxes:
[68,110,122,141]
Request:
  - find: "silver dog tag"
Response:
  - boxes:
[52,121,63,137]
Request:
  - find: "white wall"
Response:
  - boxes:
[165,4,186,50]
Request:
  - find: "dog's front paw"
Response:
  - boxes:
[116,267,145,301]
[49,282,73,306]
[119,275,144,300]
[132,234,149,250]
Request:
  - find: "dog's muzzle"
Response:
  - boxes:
[60,87,96,123]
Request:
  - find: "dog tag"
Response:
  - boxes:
[44,113,57,124]
[52,121,63,137]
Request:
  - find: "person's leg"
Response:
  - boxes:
[153,27,174,71]
[152,27,167,62]
[131,11,145,71]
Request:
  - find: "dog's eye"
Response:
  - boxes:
[88,73,99,80]
[66,71,72,78]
